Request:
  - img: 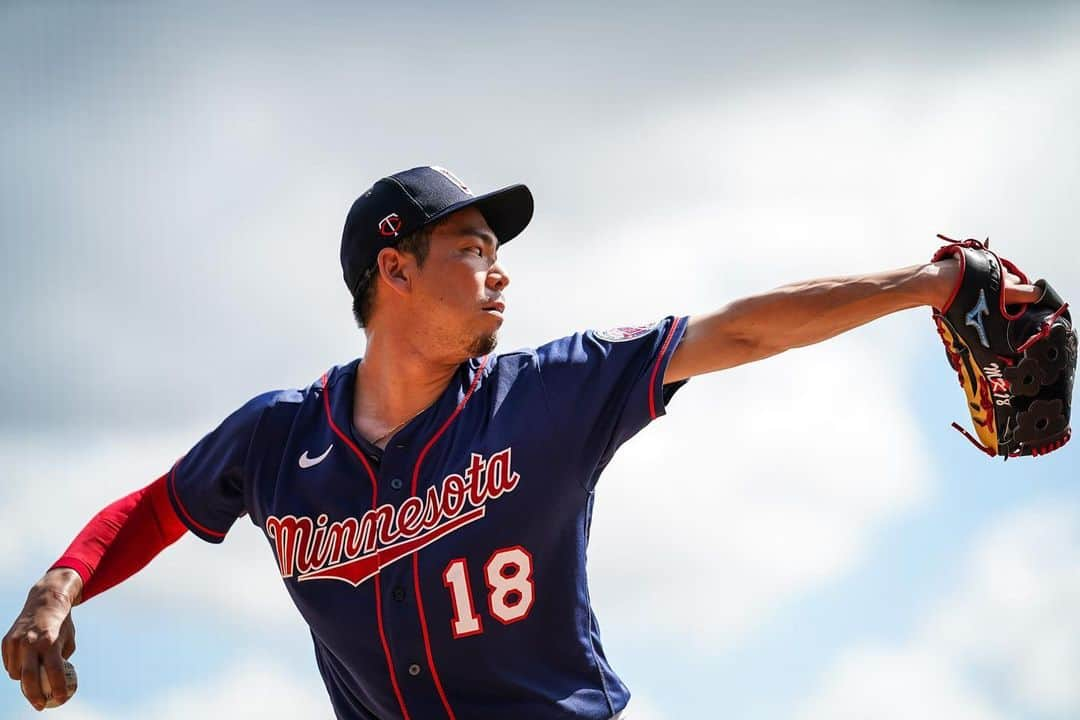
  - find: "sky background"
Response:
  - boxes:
[2,1,1079,718]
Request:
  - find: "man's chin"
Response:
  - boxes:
[466,331,499,357]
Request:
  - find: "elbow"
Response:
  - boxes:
[709,326,789,370]
[728,329,788,363]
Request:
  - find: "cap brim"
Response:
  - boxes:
[427,184,534,245]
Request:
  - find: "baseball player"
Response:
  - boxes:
[3,166,1044,718]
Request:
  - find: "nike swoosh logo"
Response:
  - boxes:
[298,444,333,469]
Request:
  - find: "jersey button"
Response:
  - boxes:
[390,477,404,491]
[392,586,406,602]
[407,663,422,677]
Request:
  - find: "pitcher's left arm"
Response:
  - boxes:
[664,258,1040,383]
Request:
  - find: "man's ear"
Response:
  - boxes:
[376,247,416,298]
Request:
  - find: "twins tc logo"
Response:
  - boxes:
[378,213,403,237]
[265,448,520,587]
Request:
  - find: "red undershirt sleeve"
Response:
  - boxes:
[50,474,188,603]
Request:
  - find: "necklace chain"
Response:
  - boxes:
[371,407,426,447]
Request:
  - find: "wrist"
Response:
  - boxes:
[921,258,961,311]
[38,567,84,606]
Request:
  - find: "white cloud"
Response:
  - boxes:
[0,430,300,627]
[37,657,329,720]
[530,36,1080,673]
[587,333,931,650]
[800,502,1080,720]
[798,647,1003,720]
[516,38,1080,299]
[143,657,330,719]
[0,432,187,574]
[928,505,1080,716]
[624,693,671,720]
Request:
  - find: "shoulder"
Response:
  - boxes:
[321,358,360,394]
[241,387,306,412]
[239,381,320,416]
[467,349,539,393]
[529,317,681,365]
[233,362,353,427]
[489,347,539,369]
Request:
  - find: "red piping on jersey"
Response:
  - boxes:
[409,354,491,720]
[167,464,226,539]
[648,320,681,420]
[322,371,412,720]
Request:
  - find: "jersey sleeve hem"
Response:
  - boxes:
[166,463,228,544]
[648,315,691,420]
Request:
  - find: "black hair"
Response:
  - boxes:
[351,225,434,328]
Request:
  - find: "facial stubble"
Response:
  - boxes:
[466,330,499,358]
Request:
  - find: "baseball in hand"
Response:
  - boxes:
[37,660,78,708]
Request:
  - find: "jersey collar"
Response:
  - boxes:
[322,355,491,456]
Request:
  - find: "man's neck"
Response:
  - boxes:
[352,331,463,448]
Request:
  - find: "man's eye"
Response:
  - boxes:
[470,247,484,256]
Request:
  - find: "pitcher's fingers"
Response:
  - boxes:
[19,644,44,711]
[2,634,13,680]
[4,632,26,681]
[61,633,76,660]
[41,650,69,704]
[1004,283,1042,305]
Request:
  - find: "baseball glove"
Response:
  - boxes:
[932,235,1076,458]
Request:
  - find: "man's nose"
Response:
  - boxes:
[488,262,511,291]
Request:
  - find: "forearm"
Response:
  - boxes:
[51,474,187,603]
[732,262,950,351]
[668,262,955,380]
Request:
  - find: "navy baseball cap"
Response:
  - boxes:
[340,166,534,295]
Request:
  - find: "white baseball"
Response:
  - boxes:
[38,660,78,708]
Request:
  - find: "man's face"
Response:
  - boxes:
[409,206,510,359]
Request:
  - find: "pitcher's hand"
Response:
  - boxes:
[929,256,1043,309]
[3,568,81,711]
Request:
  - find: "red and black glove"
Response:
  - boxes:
[932,235,1076,458]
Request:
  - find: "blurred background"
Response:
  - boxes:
[2,1,1079,718]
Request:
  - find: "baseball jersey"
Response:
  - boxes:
[166,315,690,720]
